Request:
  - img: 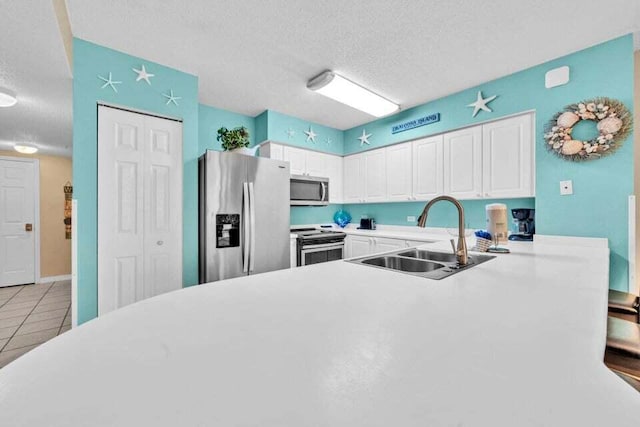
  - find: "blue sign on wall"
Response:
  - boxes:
[391,113,441,134]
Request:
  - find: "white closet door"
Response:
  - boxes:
[143,115,183,299]
[98,106,183,315]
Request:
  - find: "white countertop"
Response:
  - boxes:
[1,238,639,426]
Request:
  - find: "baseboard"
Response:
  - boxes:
[39,274,71,284]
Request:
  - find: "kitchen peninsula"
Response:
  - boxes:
[1,236,639,426]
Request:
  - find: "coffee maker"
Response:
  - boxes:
[508,208,535,241]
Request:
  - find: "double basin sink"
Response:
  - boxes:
[347,248,495,280]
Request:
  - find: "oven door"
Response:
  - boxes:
[299,242,344,266]
[290,175,329,206]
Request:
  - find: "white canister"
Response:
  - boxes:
[486,203,508,244]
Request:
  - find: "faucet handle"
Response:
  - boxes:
[449,239,456,254]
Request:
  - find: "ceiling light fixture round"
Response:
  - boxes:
[14,144,38,154]
[0,88,18,107]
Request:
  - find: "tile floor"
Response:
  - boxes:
[0,280,71,368]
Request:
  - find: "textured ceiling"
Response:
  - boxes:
[0,0,72,156]
[1,1,639,158]
[67,0,640,131]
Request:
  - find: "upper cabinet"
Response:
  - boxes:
[260,112,534,206]
[364,150,386,202]
[385,135,443,202]
[260,142,343,204]
[343,154,365,203]
[443,126,483,199]
[481,114,534,198]
[412,135,444,200]
[386,143,413,201]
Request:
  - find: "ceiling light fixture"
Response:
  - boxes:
[307,71,399,117]
[0,88,18,107]
[14,144,38,154]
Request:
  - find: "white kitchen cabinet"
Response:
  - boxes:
[343,154,365,203]
[345,235,435,258]
[443,126,483,199]
[344,150,386,204]
[373,237,406,253]
[282,146,307,176]
[259,143,283,161]
[261,142,343,203]
[413,135,444,200]
[290,236,297,268]
[346,235,373,258]
[305,150,327,177]
[386,143,413,201]
[364,150,387,202]
[326,155,343,204]
[481,114,534,198]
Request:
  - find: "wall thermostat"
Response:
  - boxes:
[545,66,570,89]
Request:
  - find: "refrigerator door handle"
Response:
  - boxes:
[249,182,256,272]
[242,182,250,273]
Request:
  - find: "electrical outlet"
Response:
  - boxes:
[560,180,573,195]
[407,215,416,222]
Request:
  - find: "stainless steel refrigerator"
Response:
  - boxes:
[198,150,291,283]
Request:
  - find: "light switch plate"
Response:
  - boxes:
[407,216,416,222]
[560,180,573,195]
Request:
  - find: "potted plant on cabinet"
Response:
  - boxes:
[216,126,257,155]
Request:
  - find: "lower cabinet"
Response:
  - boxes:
[290,237,297,268]
[345,235,432,258]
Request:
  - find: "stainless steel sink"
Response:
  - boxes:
[347,248,495,280]
[397,249,458,263]
[362,256,445,273]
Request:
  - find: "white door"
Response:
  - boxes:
[0,158,36,287]
[482,114,534,198]
[98,106,183,315]
[364,149,386,202]
[343,154,364,203]
[386,143,413,202]
[443,126,482,199]
[413,135,444,200]
[305,151,327,177]
[283,146,306,175]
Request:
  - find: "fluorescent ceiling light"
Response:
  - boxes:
[14,144,38,154]
[0,88,17,107]
[307,71,399,117]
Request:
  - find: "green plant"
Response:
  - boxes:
[217,126,250,151]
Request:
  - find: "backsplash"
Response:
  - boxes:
[342,198,535,230]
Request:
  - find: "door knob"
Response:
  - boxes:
[25,223,33,232]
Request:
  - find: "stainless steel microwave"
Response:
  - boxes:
[290,175,329,206]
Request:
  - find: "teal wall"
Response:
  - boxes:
[265,110,345,156]
[73,38,199,324]
[290,205,342,226]
[342,35,634,291]
[345,198,535,229]
[198,104,256,153]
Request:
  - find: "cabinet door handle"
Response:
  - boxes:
[485,193,490,197]
[477,193,482,197]
[25,223,33,232]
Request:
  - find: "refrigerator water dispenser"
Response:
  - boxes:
[216,214,240,248]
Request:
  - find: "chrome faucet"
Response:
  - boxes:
[417,195,468,266]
